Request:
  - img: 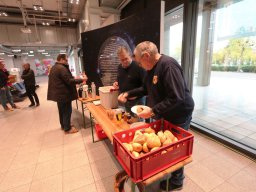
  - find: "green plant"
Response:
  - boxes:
[226,66,238,72]
[240,65,256,72]
[211,65,225,71]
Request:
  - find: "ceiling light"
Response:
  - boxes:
[12,49,21,53]
[46,55,51,56]
[69,0,79,5]
[0,12,8,17]
[60,50,66,53]
[0,53,5,55]
[42,22,50,26]
[42,52,48,55]
[21,52,28,55]
[28,55,34,57]
[68,18,75,22]
[38,49,45,52]
[33,5,44,11]
[29,51,34,53]
[20,26,32,34]
[8,54,14,57]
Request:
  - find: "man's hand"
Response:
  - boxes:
[118,92,128,103]
[113,81,119,89]
[137,107,153,119]
[81,80,87,85]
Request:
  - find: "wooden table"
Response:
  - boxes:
[115,157,192,192]
[86,103,131,142]
[77,96,100,128]
[86,103,193,191]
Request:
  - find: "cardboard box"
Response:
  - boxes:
[99,86,119,109]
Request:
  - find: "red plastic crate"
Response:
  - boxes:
[113,120,194,183]
[95,123,107,140]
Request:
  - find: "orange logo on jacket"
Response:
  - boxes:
[153,75,158,84]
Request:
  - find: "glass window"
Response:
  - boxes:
[163,6,184,64]
[193,0,256,153]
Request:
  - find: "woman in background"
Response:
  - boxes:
[21,63,40,107]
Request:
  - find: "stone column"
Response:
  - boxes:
[197,3,215,86]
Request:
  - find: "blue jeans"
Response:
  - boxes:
[0,86,14,109]
[57,101,72,132]
[169,116,192,186]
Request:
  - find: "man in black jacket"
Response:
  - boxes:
[21,63,40,107]
[118,41,194,191]
[47,54,87,134]
[113,46,145,115]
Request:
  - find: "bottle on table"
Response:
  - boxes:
[91,82,96,98]
[82,84,88,99]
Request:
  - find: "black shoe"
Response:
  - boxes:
[160,180,183,191]
[29,104,35,107]
[12,104,20,109]
[36,103,40,107]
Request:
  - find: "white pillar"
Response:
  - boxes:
[73,48,80,77]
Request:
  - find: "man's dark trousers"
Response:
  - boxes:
[57,101,72,131]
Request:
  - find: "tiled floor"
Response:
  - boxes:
[0,76,255,192]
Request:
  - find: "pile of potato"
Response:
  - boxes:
[122,127,178,158]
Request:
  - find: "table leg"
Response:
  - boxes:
[76,99,78,109]
[131,182,136,192]
[166,178,169,191]
[90,112,95,143]
[81,102,86,129]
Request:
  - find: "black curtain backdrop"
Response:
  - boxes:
[81,1,161,93]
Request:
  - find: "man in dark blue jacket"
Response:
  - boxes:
[118,41,194,191]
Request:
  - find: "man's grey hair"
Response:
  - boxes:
[134,41,158,58]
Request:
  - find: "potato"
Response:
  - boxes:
[132,143,142,152]
[144,127,155,134]
[143,133,151,140]
[133,134,147,145]
[163,138,172,146]
[123,143,133,152]
[132,151,140,158]
[151,147,160,152]
[164,130,175,140]
[173,137,178,142]
[147,135,161,148]
[157,131,167,144]
[137,107,144,113]
[134,130,143,137]
[143,142,149,153]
